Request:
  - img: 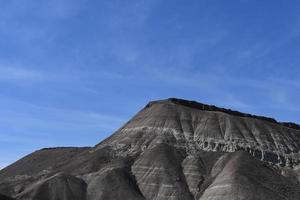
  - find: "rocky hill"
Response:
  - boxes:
[1,98,300,200]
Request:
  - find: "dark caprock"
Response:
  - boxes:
[1,98,300,200]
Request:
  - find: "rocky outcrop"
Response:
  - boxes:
[99,99,300,168]
[0,98,299,200]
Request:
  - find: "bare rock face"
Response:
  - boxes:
[85,165,144,200]
[199,152,300,200]
[131,144,193,200]
[15,173,87,200]
[0,98,300,200]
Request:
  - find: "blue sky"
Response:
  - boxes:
[0,0,300,169]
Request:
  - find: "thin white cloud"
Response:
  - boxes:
[0,64,81,84]
[0,66,45,82]
[0,134,49,144]
[144,67,220,91]
[0,97,127,168]
[43,0,84,19]
[218,95,252,110]
[140,66,299,114]
[0,98,126,137]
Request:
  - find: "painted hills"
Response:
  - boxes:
[1,98,300,200]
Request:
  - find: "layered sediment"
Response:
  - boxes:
[99,99,300,167]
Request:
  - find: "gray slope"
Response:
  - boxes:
[15,173,87,200]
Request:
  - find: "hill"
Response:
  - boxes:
[1,98,300,200]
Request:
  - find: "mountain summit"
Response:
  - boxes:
[1,98,300,200]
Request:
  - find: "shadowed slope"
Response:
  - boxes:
[200,151,300,200]
[132,144,193,200]
[15,173,87,200]
[86,167,144,200]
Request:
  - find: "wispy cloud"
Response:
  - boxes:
[0,134,49,145]
[135,66,299,113]
[0,66,46,82]
[0,99,126,169]
[40,0,85,19]
[0,0,84,20]
[147,67,219,91]
[0,98,126,137]
[217,95,252,110]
